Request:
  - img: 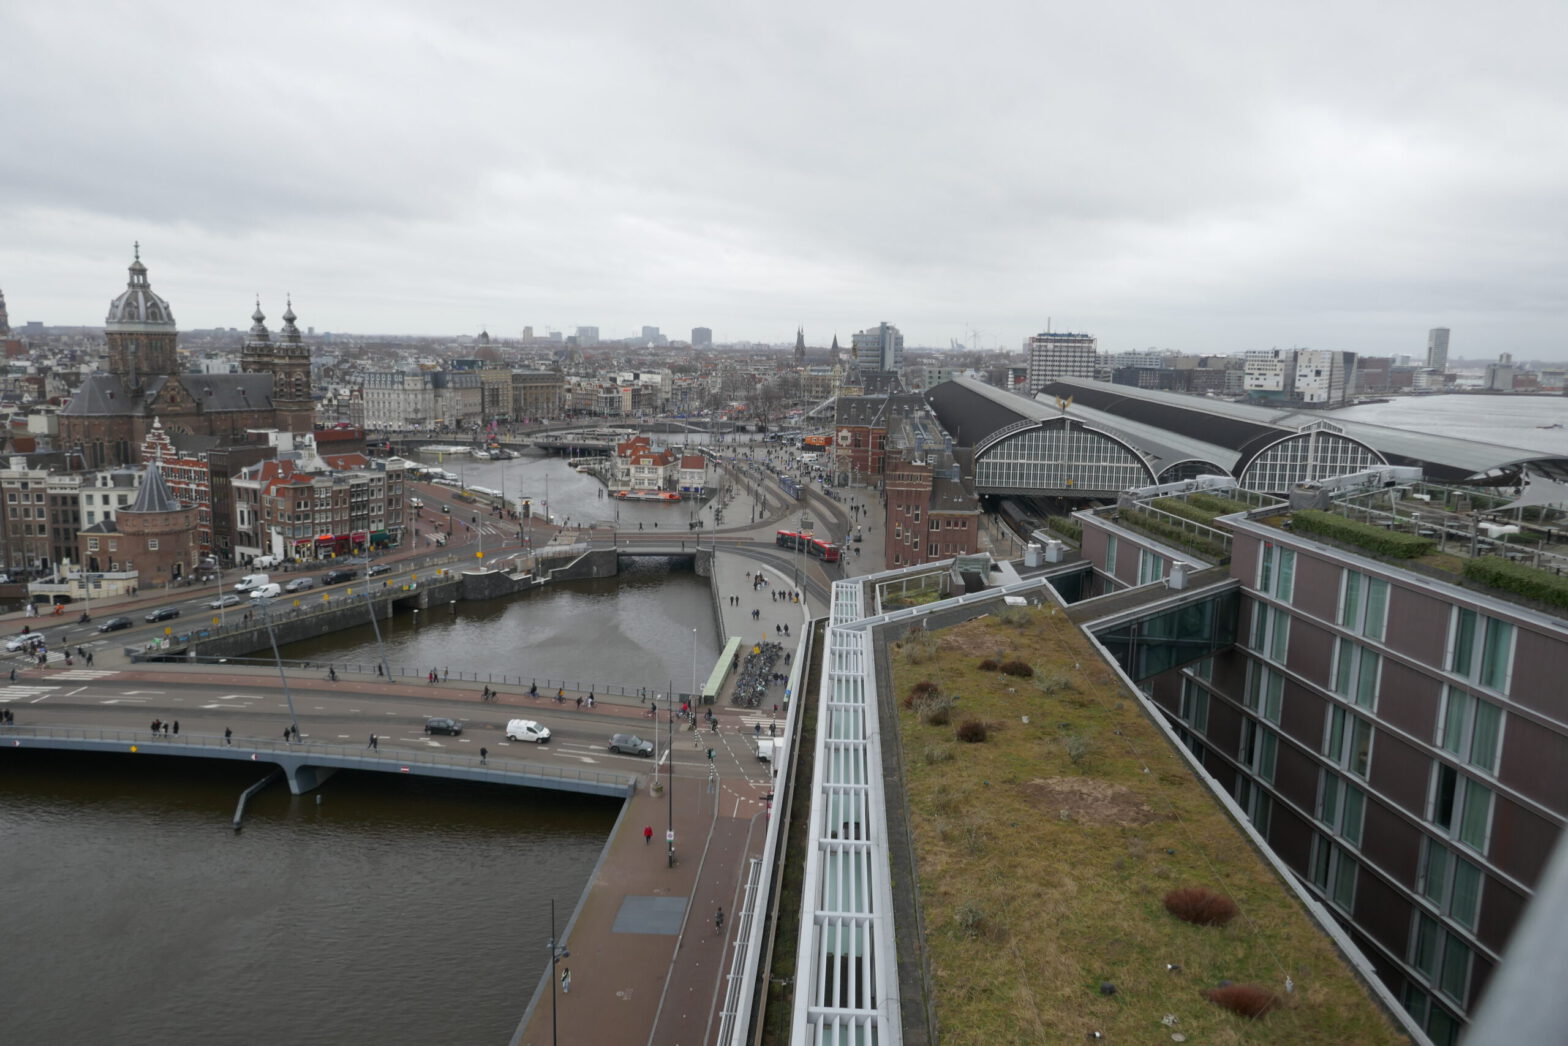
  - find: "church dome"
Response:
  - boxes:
[105,243,176,329]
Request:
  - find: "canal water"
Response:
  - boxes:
[276,558,723,694]
[2,535,719,1045]
[0,748,617,1046]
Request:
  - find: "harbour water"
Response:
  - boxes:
[0,749,617,1046]
[1,560,717,1045]
[1333,394,1568,457]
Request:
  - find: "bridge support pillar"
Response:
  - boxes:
[282,759,337,795]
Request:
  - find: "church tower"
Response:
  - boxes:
[105,244,178,389]
[795,326,806,366]
[273,299,314,433]
[0,286,10,337]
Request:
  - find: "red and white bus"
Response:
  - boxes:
[775,529,841,562]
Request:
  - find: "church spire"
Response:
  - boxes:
[280,296,300,343]
[795,326,806,365]
[249,298,270,340]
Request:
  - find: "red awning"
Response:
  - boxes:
[316,534,336,543]
[350,531,368,541]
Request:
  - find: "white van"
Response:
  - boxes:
[252,555,281,569]
[409,497,424,509]
[505,719,552,744]
[249,583,283,600]
[234,573,270,592]
[756,738,778,762]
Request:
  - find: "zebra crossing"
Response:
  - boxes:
[50,669,121,681]
[0,684,60,702]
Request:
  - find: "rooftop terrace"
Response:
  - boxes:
[886,604,1410,1044]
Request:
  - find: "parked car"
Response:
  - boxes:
[98,617,133,633]
[424,717,463,736]
[505,719,551,743]
[608,733,654,757]
[366,563,392,577]
[321,569,357,585]
[209,594,242,609]
[285,576,317,593]
[145,606,181,623]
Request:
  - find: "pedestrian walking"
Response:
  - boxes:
[367,733,376,749]
[173,720,179,737]
[575,695,583,710]
[644,824,653,845]
[284,726,291,742]
[163,722,170,737]
[86,651,93,666]
[561,967,571,994]
[480,746,488,765]
[224,727,232,745]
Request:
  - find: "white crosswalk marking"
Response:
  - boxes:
[51,669,120,681]
[0,685,60,700]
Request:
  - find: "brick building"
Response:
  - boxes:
[883,455,982,569]
[77,463,198,586]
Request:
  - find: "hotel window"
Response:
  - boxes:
[1311,836,1358,912]
[1411,913,1473,1006]
[1178,677,1209,732]
[1235,777,1273,835]
[1239,720,1278,782]
[1325,706,1374,777]
[1250,604,1290,663]
[1438,687,1503,775]
[1332,638,1380,709]
[87,538,99,552]
[1244,661,1283,723]
[1138,549,1165,585]
[1318,770,1366,846]
[1430,763,1493,855]
[1258,542,1295,602]
[1419,838,1483,930]
[1447,608,1514,693]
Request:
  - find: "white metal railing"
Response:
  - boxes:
[791,579,901,1045]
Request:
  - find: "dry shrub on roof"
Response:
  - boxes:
[1200,983,1280,1018]
[999,660,1034,678]
[904,680,940,709]
[1163,886,1238,927]
[955,718,989,743]
[977,658,999,671]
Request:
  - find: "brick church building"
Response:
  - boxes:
[59,246,314,468]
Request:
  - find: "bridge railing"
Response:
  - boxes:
[0,724,637,789]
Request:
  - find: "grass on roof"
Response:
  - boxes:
[889,606,1407,1045]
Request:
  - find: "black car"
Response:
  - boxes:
[145,607,181,623]
[424,717,463,736]
[366,563,392,577]
[98,617,133,632]
[322,569,358,585]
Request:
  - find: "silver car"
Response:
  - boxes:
[608,733,654,757]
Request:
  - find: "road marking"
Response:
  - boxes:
[53,670,120,681]
[66,686,87,696]
[121,690,166,696]
[102,698,150,705]
[216,694,263,701]
[2,685,59,698]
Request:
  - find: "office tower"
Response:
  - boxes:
[851,322,904,372]
[691,327,712,348]
[1428,329,1451,372]
[1025,330,1097,392]
[576,326,600,346]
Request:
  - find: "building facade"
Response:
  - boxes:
[78,463,199,586]
[1025,331,1097,392]
[59,250,314,467]
[851,322,904,373]
[1428,329,1451,373]
[883,456,981,569]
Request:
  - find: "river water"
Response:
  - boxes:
[0,749,617,1046]
[1333,394,1568,457]
[1,506,719,1044]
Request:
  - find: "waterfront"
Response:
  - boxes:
[277,559,724,693]
[0,749,617,1046]
[1335,394,1568,457]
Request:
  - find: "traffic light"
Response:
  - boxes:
[522,500,531,519]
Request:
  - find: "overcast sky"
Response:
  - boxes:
[2,1,1564,357]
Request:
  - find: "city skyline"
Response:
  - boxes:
[2,2,1564,355]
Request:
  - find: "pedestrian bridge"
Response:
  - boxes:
[1,725,639,799]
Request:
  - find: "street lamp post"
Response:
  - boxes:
[548,898,569,1046]
[254,597,301,740]
[667,697,676,869]
[353,555,394,682]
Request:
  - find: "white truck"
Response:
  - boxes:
[756,738,778,762]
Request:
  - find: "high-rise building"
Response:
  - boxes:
[691,327,712,348]
[576,326,600,346]
[1294,349,1357,405]
[851,322,904,373]
[1428,328,1451,372]
[1025,330,1096,392]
